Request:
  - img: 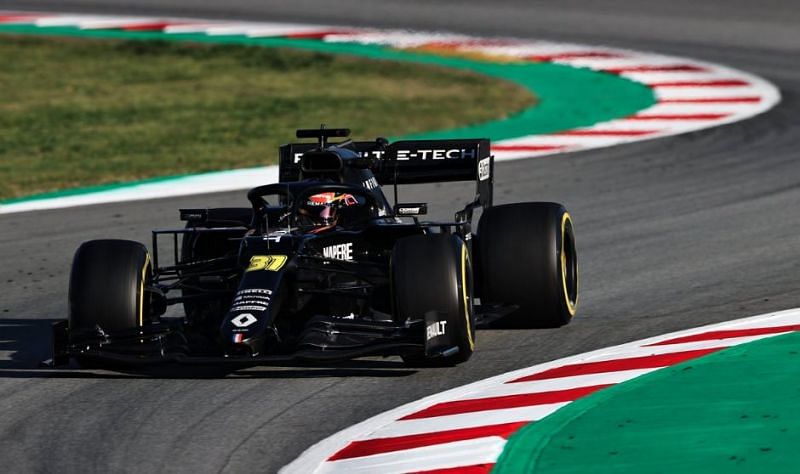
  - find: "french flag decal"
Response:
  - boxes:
[233,333,244,343]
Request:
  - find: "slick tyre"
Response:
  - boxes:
[477,202,578,328]
[69,239,152,337]
[392,234,475,366]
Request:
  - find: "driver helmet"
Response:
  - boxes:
[302,192,358,227]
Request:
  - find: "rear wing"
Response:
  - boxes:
[279,138,494,208]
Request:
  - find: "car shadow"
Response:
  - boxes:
[0,318,57,370]
[0,318,416,379]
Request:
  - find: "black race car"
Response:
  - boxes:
[52,127,578,368]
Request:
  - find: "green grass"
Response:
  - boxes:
[0,35,535,200]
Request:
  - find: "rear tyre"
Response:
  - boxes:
[69,239,152,337]
[392,234,475,366]
[477,202,578,328]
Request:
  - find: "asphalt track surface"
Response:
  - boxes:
[1,1,799,472]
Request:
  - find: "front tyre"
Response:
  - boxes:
[69,239,152,337]
[477,203,578,328]
[392,234,475,366]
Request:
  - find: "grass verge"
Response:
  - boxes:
[0,35,535,200]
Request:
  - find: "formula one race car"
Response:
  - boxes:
[52,127,578,368]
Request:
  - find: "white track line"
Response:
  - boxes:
[0,166,279,214]
[449,369,658,400]
[320,437,506,474]
[366,403,569,439]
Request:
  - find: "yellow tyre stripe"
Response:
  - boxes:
[138,253,150,327]
[560,212,579,316]
[461,243,475,351]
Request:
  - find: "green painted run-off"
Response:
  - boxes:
[495,331,800,474]
[0,23,655,204]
